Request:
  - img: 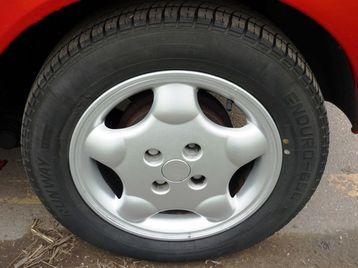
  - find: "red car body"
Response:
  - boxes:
[0,0,357,132]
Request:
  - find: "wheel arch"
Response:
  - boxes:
[0,0,101,122]
[0,0,78,54]
[266,0,358,133]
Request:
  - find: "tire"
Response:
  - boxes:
[22,0,329,261]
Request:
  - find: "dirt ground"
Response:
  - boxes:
[0,102,357,268]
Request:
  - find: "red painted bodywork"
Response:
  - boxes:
[0,0,78,54]
[281,0,358,90]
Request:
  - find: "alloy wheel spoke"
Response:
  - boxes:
[115,194,158,223]
[84,123,127,169]
[195,194,236,222]
[151,83,200,124]
[225,123,268,168]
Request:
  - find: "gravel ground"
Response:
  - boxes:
[0,102,357,267]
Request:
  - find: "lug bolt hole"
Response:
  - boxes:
[152,180,170,195]
[189,175,207,190]
[183,143,202,161]
[147,149,160,156]
[144,149,163,166]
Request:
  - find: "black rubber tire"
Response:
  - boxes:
[22,0,329,261]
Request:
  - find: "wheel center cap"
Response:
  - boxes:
[161,159,191,183]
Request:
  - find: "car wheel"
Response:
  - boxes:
[22,1,329,261]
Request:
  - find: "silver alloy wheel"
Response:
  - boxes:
[69,71,282,241]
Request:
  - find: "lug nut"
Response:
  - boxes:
[183,143,202,161]
[191,175,206,184]
[152,180,170,195]
[186,143,200,151]
[144,149,163,166]
[147,149,160,156]
[189,175,207,190]
[155,180,166,185]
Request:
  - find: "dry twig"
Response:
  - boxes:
[8,219,76,268]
